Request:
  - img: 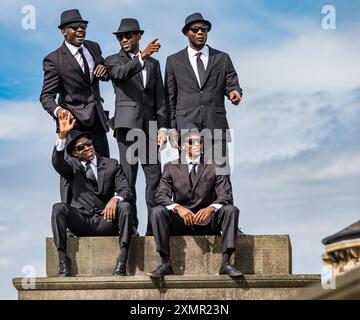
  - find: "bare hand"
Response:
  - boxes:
[56,107,74,119]
[141,39,161,60]
[93,64,107,77]
[102,197,119,222]
[58,112,76,139]
[228,90,242,105]
[193,207,215,225]
[175,205,194,226]
[168,129,179,149]
[157,130,167,151]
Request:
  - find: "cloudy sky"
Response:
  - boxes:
[1,0,359,299]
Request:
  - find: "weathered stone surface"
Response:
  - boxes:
[46,235,292,277]
[13,274,320,300]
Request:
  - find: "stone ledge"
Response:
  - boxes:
[13,274,320,300]
[46,235,292,277]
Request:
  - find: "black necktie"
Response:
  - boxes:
[78,47,90,82]
[85,161,98,190]
[133,54,144,84]
[196,52,206,87]
[189,162,197,188]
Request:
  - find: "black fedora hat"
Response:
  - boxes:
[65,130,92,155]
[182,12,212,35]
[113,18,144,35]
[58,9,88,29]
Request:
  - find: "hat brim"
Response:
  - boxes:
[66,131,92,155]
[112,30,144,35]
[182,20,211,35]
[58,20,88,29]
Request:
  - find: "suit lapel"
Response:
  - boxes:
[180,49,200,88]
[120,49,144,90]
[61,42,89,83]
[201,45,215,89]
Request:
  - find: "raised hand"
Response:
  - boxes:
[58,112,76,139]
[141,39,161,60]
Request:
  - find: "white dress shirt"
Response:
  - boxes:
[53,41,95,117]
[187,45,209,87]
[55,138,123,201]
[166,154,222,225]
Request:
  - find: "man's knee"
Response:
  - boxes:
[222,205,239,218]
[150,205,167,222]
[52,202,70,218]
[117,201,132,217]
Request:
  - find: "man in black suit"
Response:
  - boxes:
[40,9,110,203]
[105,19,169,235]
[148,124,242,277]
[51,113,133,276]
[165,12,242,166]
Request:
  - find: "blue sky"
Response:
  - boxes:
[1,0,360,299]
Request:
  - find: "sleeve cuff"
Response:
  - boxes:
[113,195,124,202]
[166,203,178,212]
[210,203,223,213]
[54,106,61,118]
[55,138,66,151]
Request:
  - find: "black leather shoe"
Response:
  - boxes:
[219,263,243,277]
[113,260,127,276]
[58,257,71,277]
[148,263,174,278]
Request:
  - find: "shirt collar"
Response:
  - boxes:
[187,45,209,58]
[128,51,141,59]
[81,155,97,167]
[185,154,201,165]
[64,40,84,56]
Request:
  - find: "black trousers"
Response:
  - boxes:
[150,204,239,257]
[60,127,110,204]
[116,127,161,235]
[51,201,133,255]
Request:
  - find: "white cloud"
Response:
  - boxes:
[235,26,360,94]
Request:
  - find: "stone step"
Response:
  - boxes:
[46,235,292,277]
[13,274,320,300]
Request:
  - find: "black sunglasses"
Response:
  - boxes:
[189,25,209,33]
[66,23,88,31]
[186,138,204,145]
[73,139,93,152]
[116,32,135,41]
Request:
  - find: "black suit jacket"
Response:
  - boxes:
[52,148,132,215]
[105,49,169,131]
[40,40,109,132]
[155,159,233,213]
[165,46,242,133]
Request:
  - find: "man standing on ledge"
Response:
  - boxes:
[40,9,110,203]
[51,113,133,277]
[165,12,242,166]
[148,123,242,277]
[105,18,169,236]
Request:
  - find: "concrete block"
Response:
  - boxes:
[46,235,292,277]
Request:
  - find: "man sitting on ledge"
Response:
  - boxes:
[51,113,133,276]
[148,123,242,277]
